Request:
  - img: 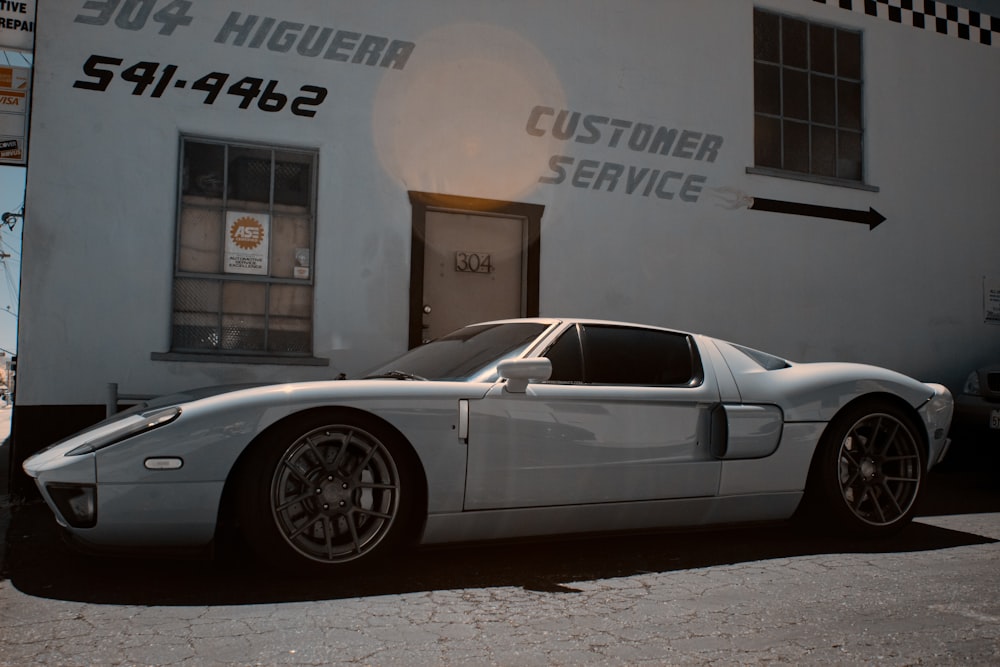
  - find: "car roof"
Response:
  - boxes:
[466,317,697,337]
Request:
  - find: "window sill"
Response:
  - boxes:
[151,352,330,366]
[746,167,879,193]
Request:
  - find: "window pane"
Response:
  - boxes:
[221,314,265,351]
[269,214,312,279]
[754,62,780,115]
[172,278,221,350]
[754,115,781,169]
[837,80,862,130]
[783,120,809,173]
[270,284,313,318]
[810,74,835,125]
[229,147,273,206]
[177,207,222,273]
[172,313,220,350]
[837,30,862,79]
[782,18,808,69]
[183,141,225,198]
[220,284,266,350]
[267,317,312,353]
[273,151,313,208]
[811,126,836,177]
[782,69,808,120]
[268,284,313,353]
[810,24,835,74]
[838,130,862,181]
[544,326,584,382]
[174,277,220,314]
[754,10,780,63]
[222,281,265,315]
[582,326,694,385]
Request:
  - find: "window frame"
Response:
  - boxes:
[749,8,877,192]
[156,135,326,365]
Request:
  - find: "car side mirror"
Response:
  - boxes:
[498,358,552,393]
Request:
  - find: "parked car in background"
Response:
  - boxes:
[952,363,1000,441]
[24,318,953,572]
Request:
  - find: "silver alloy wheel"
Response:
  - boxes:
[836,412,921,526]
[270,424,401,563]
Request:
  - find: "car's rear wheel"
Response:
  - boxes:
[238,412,420,570]
[805,401,925,536]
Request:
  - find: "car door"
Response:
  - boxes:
[464,323,723,510]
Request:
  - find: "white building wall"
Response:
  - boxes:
[16,0,1000,408]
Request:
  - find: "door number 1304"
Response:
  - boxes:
[454,252,493,274]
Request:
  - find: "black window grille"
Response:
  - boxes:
[172,137,317,357]
[754,9,864,182]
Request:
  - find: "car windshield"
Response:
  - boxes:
[364,322,552,381]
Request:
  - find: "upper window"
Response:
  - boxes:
[544,324,701,386]
[171,137,317,358]
[753,9,864,182]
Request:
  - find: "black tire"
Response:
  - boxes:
[237,411,421,570]
[804,400,926,537]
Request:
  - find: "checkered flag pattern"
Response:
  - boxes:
[813,0,999,46]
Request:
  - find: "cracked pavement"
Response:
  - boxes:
[2,438,999,665]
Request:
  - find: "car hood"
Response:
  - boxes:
[143,382,280,407]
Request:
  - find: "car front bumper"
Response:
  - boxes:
[918,383,953,468]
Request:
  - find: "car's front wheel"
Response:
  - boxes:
[238,412,420,570]
[805,401,926,536]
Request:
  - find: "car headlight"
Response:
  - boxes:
[922,384,954,439]
[962,371,981,396]
[66,406,181,455]
[46,483,97,528]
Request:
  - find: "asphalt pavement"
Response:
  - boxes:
[1,414,998,665]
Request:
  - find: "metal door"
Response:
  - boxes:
[464,382,722,510]
[420,210,526,342]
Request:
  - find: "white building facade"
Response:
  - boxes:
[10,0,1000,482]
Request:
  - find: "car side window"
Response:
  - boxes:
[582,325,699,385]
[543,324,584,382]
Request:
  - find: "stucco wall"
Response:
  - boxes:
[17,0,1000,407]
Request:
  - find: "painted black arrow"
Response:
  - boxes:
[749,197,886,230]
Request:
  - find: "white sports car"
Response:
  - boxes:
[23,318,953,570]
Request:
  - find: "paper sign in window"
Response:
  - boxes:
[225,211,270,275]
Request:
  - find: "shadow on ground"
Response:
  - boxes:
[2,440,997,606]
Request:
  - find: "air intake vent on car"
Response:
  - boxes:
[987,373,1000,393]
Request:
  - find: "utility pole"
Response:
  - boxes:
[0,205,19,404]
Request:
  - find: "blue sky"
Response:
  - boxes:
[0,165,23,356]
